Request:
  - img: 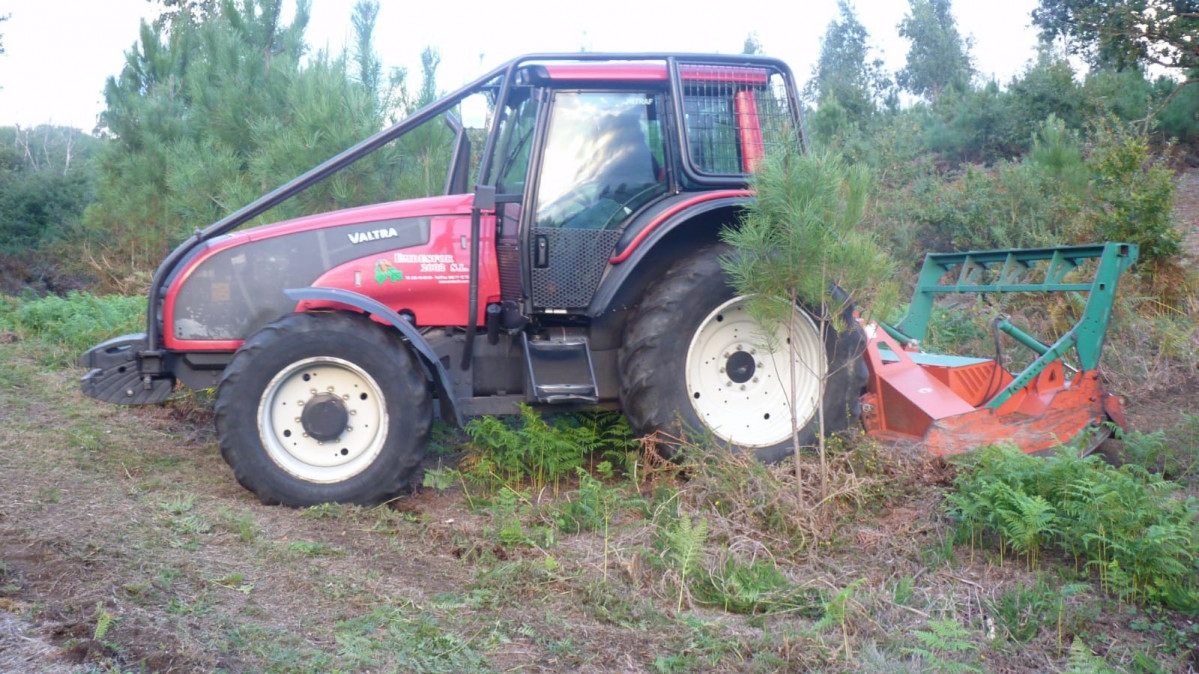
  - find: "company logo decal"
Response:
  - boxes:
[374,260,403,284]
[348,227,399,245]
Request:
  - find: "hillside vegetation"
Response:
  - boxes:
[2,0,1198,671]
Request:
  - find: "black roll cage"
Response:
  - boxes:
[143,52,803,355]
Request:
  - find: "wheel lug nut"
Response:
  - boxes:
[294,417,301,423]
[349,410,357,415]
[342,394,349,400]
[723,352,730,358]
[750,349,756,355]
[719,367,726,373]
[310,388,317,395]
[735,345,742,351]
[753,377,759,383]
[302,432,309,438]
[297,401,304,407]
[740,385,746,391]
[757,362,763,368]
[327,386,335,392]
[725,381,733,387]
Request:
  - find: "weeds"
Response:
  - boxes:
[1119,416,1199,484]
[333,603,488,672]
[215,507,259,543]
[692,553,824,616]
[812,578,867,661]
[286,541,343,557]
[664,512,708,612]
[903,617,983,673]
[0,291,146,367]
[986,578,1059,643]
[463,405,634,493]
[1063,636,1117,673]
[948,445,1199,610]
[92,601,118,641]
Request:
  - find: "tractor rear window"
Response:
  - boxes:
[680,65,793,177]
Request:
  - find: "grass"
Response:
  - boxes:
[2,317,1198,672]
[0,291,146,367]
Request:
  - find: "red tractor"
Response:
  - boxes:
[81,53,1134,506]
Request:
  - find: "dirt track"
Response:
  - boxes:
[1,170,1198,672]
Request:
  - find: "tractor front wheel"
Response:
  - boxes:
[215,312,431,506]
[618,244,867,462]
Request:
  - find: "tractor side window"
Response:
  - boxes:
[684,94,740,174]
[680,65,795,178]
[534,92,667,230]
[492,92,539,195]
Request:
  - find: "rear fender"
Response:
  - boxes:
[284,287,463,426]
[588,194,752,318]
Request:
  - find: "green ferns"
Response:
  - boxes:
[463,405,635,493]
[903,618,983,673]
[948,445,1199,611]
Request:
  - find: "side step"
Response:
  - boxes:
[522,334,599,404]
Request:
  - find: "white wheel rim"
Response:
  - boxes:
[258,357,388,483]
[685,297,826,448]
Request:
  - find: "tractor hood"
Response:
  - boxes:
[233,193,476,242]
[162,193,478,350]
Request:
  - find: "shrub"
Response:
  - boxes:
[1083,120,1179,265]
[0,291,146,367]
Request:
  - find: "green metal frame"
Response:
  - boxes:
[884,243,1138,409]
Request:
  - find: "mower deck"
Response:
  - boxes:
[859,243,1137,455]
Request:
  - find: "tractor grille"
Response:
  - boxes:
[530,228,622,309]
[679,63,793,176]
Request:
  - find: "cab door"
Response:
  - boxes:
[526,90,669,310]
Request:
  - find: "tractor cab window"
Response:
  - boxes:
[534,91,667,230]
[678,65,795,180]
[492,91,539,195]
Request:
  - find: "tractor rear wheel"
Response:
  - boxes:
[618,244,867,462]
[215,312,431,506]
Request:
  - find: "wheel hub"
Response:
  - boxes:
[685,296,826,448]
[258,357,388,483]
[301,393,349,441]
[725,350,756,384]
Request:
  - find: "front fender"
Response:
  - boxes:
[283,287,463,426]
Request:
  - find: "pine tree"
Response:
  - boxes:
[897,0,974,100]
[79,0,432,283]
[804,1,892,125]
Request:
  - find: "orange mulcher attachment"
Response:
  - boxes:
[859,243,1137,456]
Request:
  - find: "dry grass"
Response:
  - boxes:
[2,337,1197,672]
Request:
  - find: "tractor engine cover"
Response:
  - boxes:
[162,194,500,349]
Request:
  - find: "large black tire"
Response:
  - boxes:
[215,312,432,506]
[618,244,868,463]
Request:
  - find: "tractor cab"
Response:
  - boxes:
[471,58,801,314]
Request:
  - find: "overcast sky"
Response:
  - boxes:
[0,0,1043,131]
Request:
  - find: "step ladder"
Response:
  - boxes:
[522,333,599,404]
